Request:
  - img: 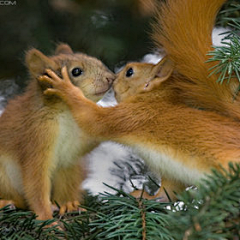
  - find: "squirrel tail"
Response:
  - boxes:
[152,0,240,119]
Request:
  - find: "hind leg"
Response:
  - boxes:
[52,161,87,215]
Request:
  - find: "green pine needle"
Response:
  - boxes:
[217,1,240,27]
[207,30,240,85]
[0,164,239,239]
[89,185,172,240]
[208,2,240,86]
[89,164,240,240]
[168,163,240,240]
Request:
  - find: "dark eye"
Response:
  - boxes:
[126,67,134,77]
[71,67,83,77]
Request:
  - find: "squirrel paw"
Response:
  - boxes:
[0,199,16,209]
[41,220,64,231]
[130,188,172,202]
[58,201,86,216]
[38,67,85,101]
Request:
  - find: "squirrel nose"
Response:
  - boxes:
[106,77,115,85]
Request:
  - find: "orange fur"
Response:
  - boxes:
[0,44,114,220]
[152,0,240,119]
[39,59,240,199]
[39,0,240,199]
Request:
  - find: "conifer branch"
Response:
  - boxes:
[167,163,240,240]
[0,165,239,239]
[208,2,240,86]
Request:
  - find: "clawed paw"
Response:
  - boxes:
[38,71,63,97]
[58,201,86,216]
[38,67,70,88]
[38,66,79,101]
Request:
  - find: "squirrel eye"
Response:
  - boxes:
[126,67,134,77]
[71,67,83,77]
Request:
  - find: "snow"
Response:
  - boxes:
[83,142,134,195]
[212,27,231,46]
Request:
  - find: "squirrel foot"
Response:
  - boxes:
[57,201,86,216]
[41,220,64,231]
[130,188,171,202]
[0,199,16,209]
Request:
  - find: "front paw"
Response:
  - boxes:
[38,67,67,96]
[38,72,63,98]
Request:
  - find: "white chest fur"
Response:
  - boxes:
[53,110,88,168]
[132,145,204,185]
[1,156,24,194]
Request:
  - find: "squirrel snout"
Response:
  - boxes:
[106,76,115,85]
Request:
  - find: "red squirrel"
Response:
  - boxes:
[0,44,114,220]
[39,0,240,200]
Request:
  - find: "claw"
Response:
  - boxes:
[58,201,86,216]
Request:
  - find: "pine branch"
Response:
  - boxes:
[0,193,99,240]
[89,164,240,240]
[0,165,239,240]
[89,184,173,240]
[167,163,240,240]
[207,24,240,86]
[0,206,63,240]
[207,2,240,88]
[217,1,240,27]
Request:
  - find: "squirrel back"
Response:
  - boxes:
[152,0,240,119]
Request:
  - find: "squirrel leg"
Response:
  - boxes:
[51,162,87,216]
[21,160,53,220]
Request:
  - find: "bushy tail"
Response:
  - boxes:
[152,0,240,119]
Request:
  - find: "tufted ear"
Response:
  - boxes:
[25,48,58,78]
[55,43,73,55]
[143,57,174,92]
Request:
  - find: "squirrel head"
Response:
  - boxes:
[113,57,174,102]
[25,43,115,102]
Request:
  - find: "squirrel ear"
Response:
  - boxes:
[143,57,174,92]
[154,57,174,79]
[25,49,57,77]
[55,43,73,55]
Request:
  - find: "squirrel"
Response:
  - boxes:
[0,43,114,220]
[38,0,240,200]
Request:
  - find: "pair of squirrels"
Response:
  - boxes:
[1,0,239,221]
